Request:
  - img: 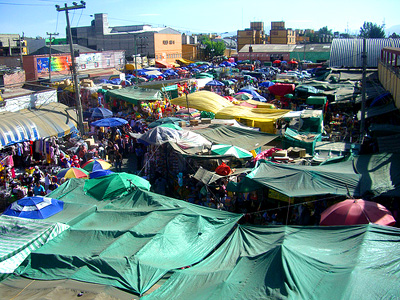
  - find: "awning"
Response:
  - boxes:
[0,102,78,149]
[177,58,195,65]
[155,61,179,68]
[107,86,162,104]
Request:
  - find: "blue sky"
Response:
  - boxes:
[1,0,399,38]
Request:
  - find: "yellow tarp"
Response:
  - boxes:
[177,58,195,65]
[171,91,291,133]
[171,91,233,114]
[246,99,276,109]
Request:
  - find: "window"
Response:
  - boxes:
[169,40,174,44]
[94,62,99,68]
[80,64,86,69]
[163,40,168,45]
[107,59,111,66]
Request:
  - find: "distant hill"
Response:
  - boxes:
[386,24,400,36]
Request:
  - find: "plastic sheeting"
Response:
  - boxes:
[171,91,233,114]
[195,124,278,151]
[229,160,361,197]
[107,86,162,104]
[15,181,241,295]
[0,102,77,148]
[143,224,400,300]
[0,216,69,274]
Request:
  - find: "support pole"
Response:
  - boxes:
[359,38,367,143]
[56,2,86,136]
[46,32,59,83]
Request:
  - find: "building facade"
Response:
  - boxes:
[269,22,296,45]
[379,47,400,109]
[237,22,266,52]
[0,34,27,57]
[23,50,125,82]
[71,13,182,65]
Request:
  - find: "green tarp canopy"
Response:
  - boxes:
[306,96,327,105]
[0,216,68,274]
[228,160,361,197]
[283,127,322,155]
[142,224,400,300]
[354,153,400,197]
[83,172,151,200]
[195,124,278,151]
[299,109,324,133]
[107,86,162,104]
[15,179,241,295]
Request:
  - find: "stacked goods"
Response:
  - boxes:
[81,79,94,88]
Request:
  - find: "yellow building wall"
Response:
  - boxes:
[182,44,197,61]
[154,33,182,63]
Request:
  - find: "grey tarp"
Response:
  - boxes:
[195,124,278,151]
[142,224,400,300]
[364,102,399,119]
[107,86,162,104]
[193,166,252,185]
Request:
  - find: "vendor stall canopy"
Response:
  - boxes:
[106,86,162,104]
[0,102,78,149]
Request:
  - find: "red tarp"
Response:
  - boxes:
[268,83,295,97]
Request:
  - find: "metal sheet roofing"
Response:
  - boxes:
[329,38,400,68]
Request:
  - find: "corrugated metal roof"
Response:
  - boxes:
[240,44,296,53]
[330,38,400,68]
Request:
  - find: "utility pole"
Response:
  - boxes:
[134,34,138,84]
[13,35,24,68]
[56,1,86,136]
[46,32,59,83]
[360,37,367,143]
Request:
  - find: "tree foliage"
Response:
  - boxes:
[359,22,386,38]
[200,35,226,59]
[318,26,333,36]
[389,32,400,38]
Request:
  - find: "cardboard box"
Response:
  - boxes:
[190,119,199,126]
[287,147,306,158]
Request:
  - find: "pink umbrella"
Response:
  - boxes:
[320,199,396,226]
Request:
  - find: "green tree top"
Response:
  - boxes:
[318,26,333,36]
[359,22,386,38]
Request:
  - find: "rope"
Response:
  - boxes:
[9,279,36,300]
[245,194,342,216]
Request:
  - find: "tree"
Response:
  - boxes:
[318,26,333,36]
[389,32,400,38]
[359,22,385,38]
[200,36,226,59]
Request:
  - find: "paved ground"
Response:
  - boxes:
[108,153,138,174]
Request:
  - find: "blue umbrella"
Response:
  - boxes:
[90,169,115,179]
[91,117,128,128]
[3,196,64,219]
[91,107,113,119]
[206,80,224,87]
[239,89,266,102]
[259,81,275,88]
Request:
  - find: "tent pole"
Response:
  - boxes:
[286,197,291,225]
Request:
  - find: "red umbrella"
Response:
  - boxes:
[320,199,396,226]
[288,60,298,64]
[273,60,281,64]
